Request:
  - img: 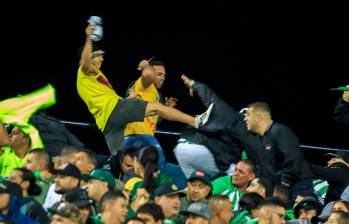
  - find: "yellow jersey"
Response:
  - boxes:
[77,67,122,131]
[124,77,159,136]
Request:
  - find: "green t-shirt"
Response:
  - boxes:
[231,210,253,224]
[211,175,244,211]
[0,147,28,176]
[91,215,105,224]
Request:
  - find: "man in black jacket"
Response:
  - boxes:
[174,75,267,179]
[175,75,312,199]
[243,102,313,199]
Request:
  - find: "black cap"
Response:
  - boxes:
[153,183,186,197]
[57,163,81,179]
[188,170,212,188]
[0,180,23,199]
[294,197,323,218]
[64,187,94,208]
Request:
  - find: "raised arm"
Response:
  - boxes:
[80,25,99,75]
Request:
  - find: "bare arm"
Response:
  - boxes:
[79,25,99,75]
[137,59,154,89]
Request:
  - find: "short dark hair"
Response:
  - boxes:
[239,192,264,213]
[29,149,51,169]
[239,160,256,174]
[149,60,165,67]
[137,202,165,222]
[80,149,98,167]
[259,197,287,210]
[248,102,271,116]
[273,184,290,202]
[14,168,41,196]
[100,190,127,212]
[255,177,275,198]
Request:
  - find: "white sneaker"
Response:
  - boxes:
[194,103,214,128]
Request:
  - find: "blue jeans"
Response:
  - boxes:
[290,179,314,200]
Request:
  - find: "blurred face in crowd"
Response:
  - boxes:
[8,170,25,192]
[155,194,181,218]
[246,178,266,198]
[185,214,209,224]
[86,178,108,203]
[187,180,211,202]
[326,212,341,224]
[232,162,255,189]
[137,212,161,224]
[8,126,29,149]
[104,197,128,224]
[75,151,94,174]
[25,153,42,172]
[261,206,286,224]
[298,209,317,221]
[55,175,79,194]
[50,214,77,224]
[0,193,10,211]
[332,201,349,213]
[152,65,166,89]
[121,154,134,174]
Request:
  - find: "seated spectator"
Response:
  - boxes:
[8,168,49,223]
[211,160,256,212]
[326,211,349,224]
[49,202,83,224]
[91,190,128,224]
[255,198,286,224]
[0,126,32,176]
[44,163,81,210]
[75,149,97,175]
[83,169,115,205]
[180,201,212,224]
[182,170,212,208]
[64,187,95,224]
[153,183,185,223]
[230,192,264,223]
[332,200,349,213]
[246,177,275,198]
[208,195,232,224]
[137,202,164,224]
[25,149,53,204]
[293,197,322,223]
[0,181,37,223]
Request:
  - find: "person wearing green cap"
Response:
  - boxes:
[84,169,115,206]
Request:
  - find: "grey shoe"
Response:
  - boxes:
[194,103,214,128]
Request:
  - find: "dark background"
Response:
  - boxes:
[1,2,347,165]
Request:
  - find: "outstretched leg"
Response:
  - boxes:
[145,102,213,129]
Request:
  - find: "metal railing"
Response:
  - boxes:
[60,120,348,153]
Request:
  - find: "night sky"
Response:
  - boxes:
[1,2,348,160]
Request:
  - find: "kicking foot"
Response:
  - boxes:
[181,74,195,96]
[194,103,214,128]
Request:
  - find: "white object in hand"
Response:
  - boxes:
[87,16,103,41]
